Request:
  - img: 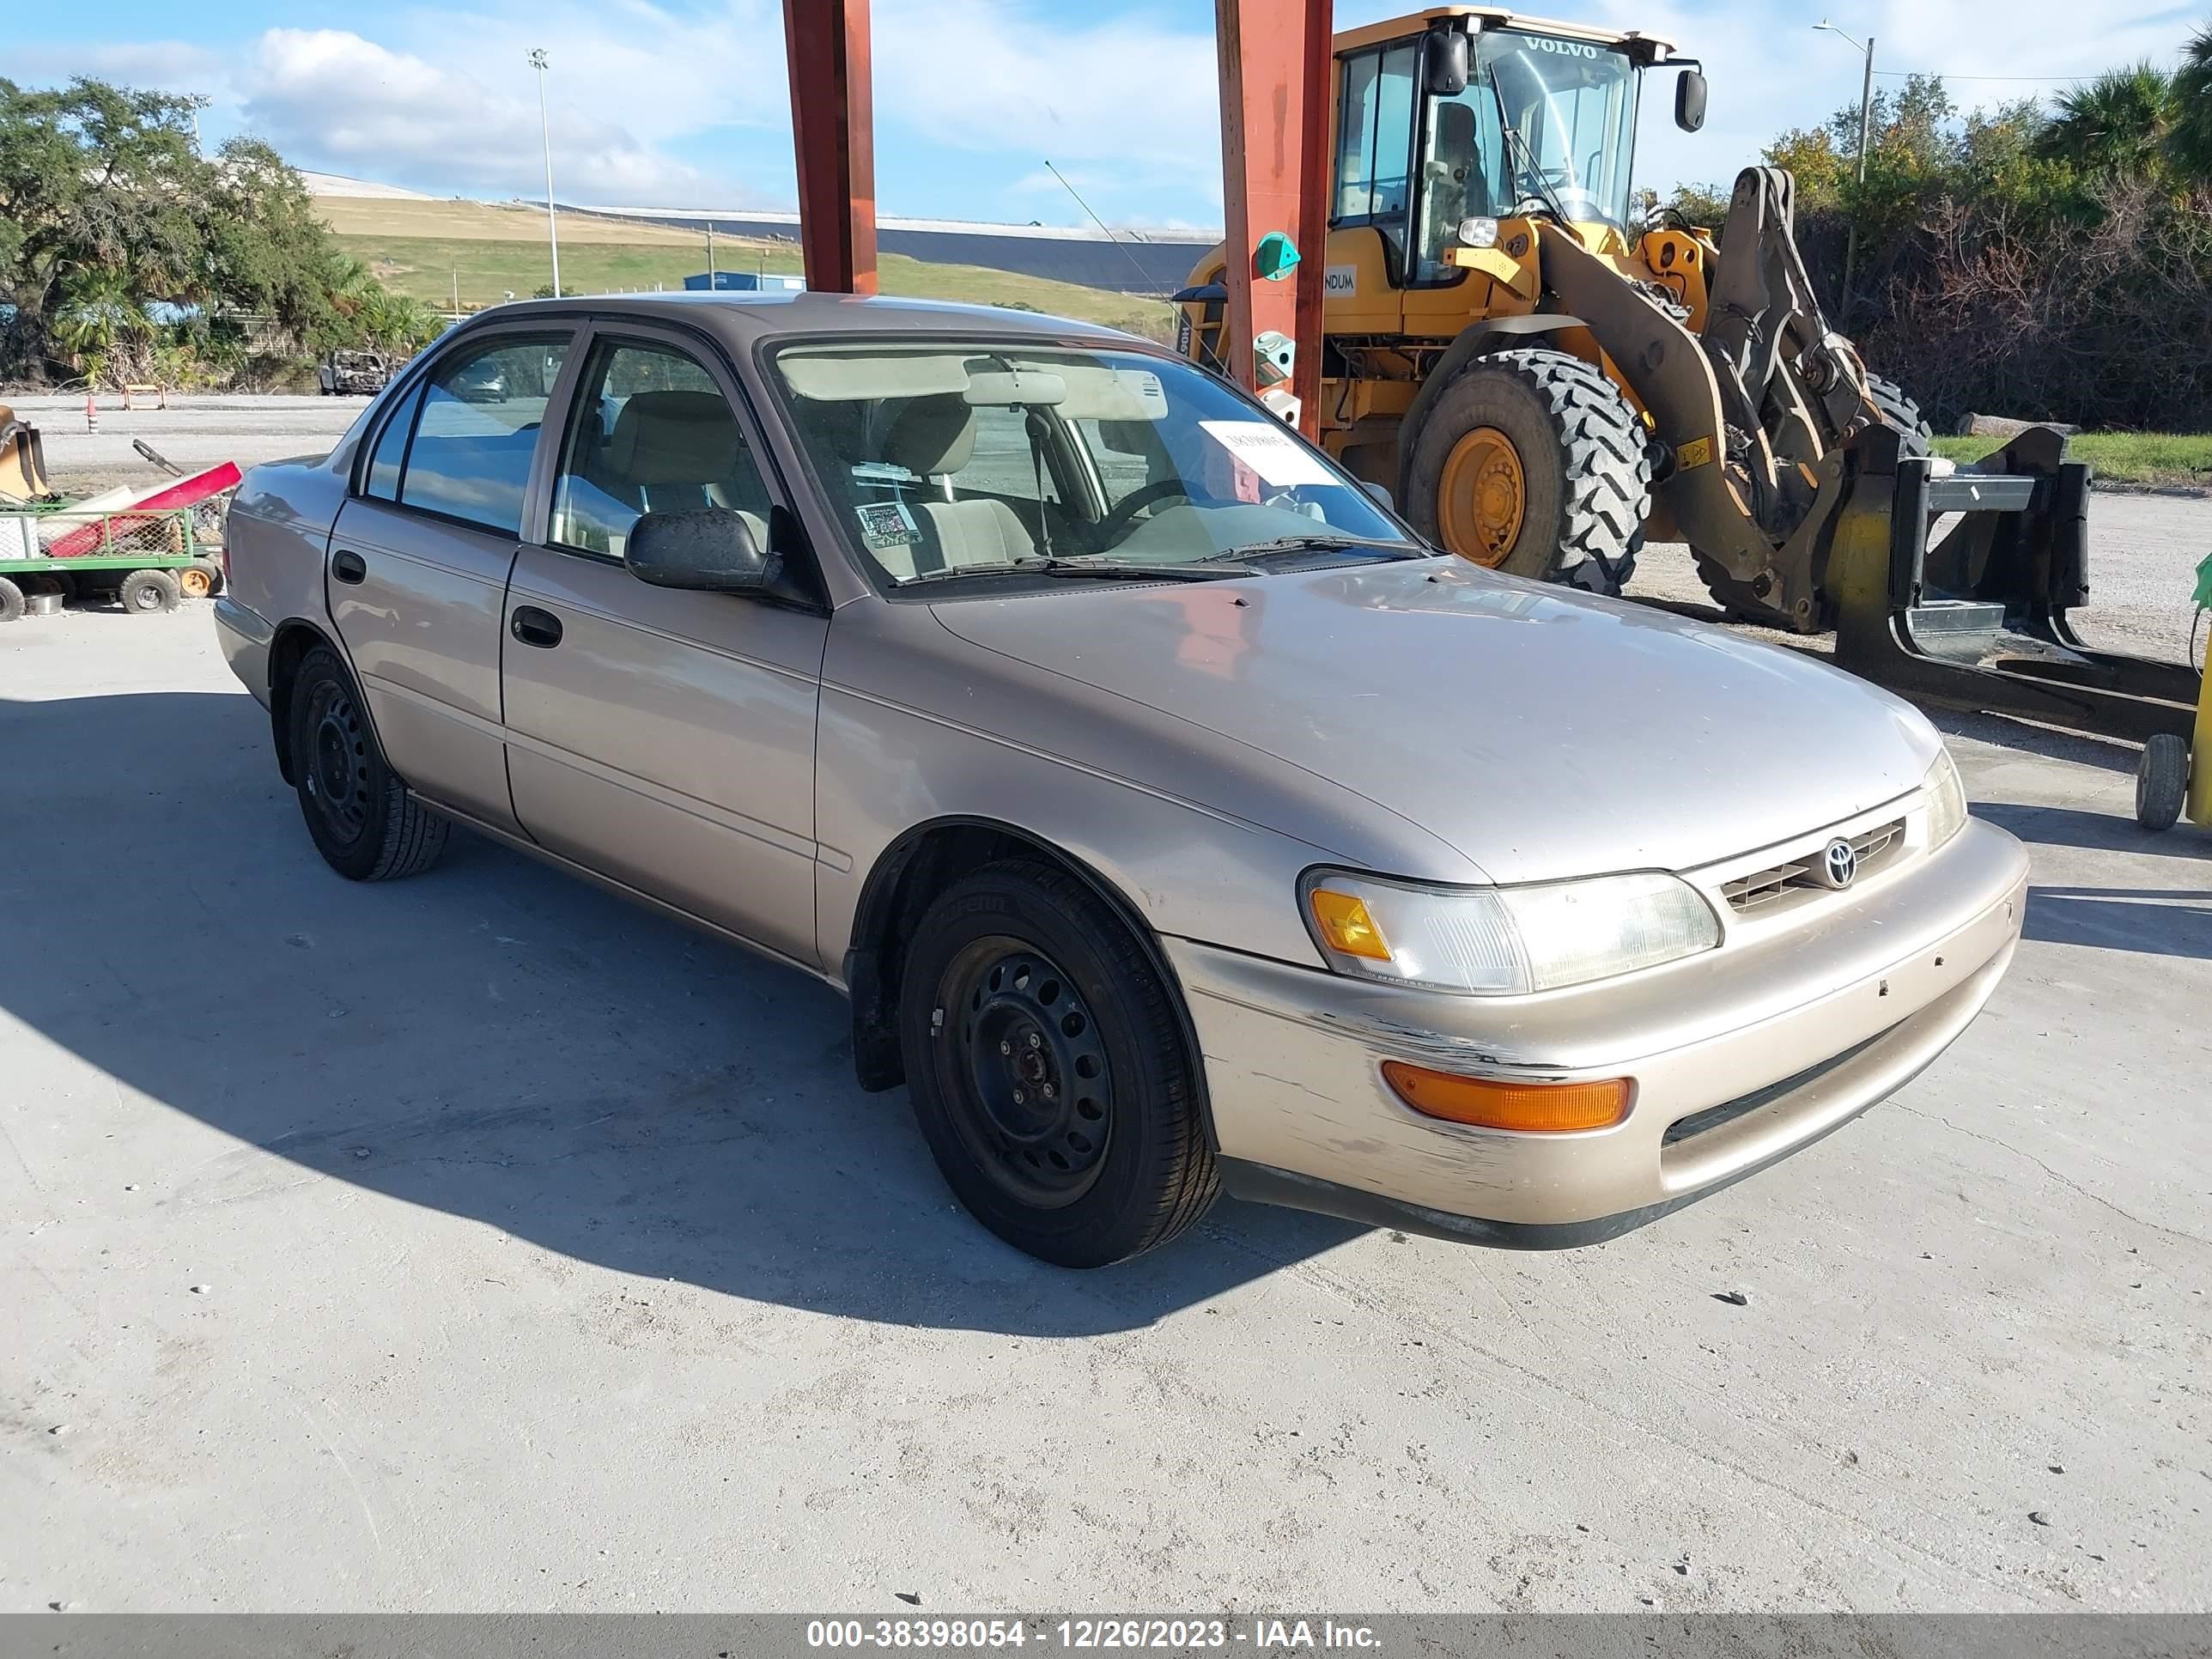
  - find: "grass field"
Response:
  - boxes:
[318,193,1178,340]
[1933,431,2212,488]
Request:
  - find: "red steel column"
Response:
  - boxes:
[1215,0,1332,439]
[783,0,878,295]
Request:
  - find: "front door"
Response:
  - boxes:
[500,327,830,968]
[327,328,574,831]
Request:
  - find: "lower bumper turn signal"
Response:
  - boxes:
[1381,1061,1630,1131]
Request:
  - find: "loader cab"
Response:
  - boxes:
[1329,13,1660,295]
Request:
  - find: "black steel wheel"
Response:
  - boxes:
[285,645,448,881]
[899,859,1218,1267]
[936,939,1115,1208]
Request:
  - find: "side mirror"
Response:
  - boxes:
[625,507,777,594]
[1674,68,1708,133]
[1425,28,1471,96]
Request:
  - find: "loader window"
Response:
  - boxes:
[1333,41,1418,264]
[1412,29,1639,282]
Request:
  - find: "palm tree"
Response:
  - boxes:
[2168,24,2212,182]
[2038,62,2178,177]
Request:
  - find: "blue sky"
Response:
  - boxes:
[12,0,2206,228]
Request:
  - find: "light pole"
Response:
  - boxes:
[1814,21,1875,317]
[529,48,561,298]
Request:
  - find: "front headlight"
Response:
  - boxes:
[1301,868,1721,996]
[1923,750,1968,849]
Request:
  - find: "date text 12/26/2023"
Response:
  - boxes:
[805,1618,1381,1650]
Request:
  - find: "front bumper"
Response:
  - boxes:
[1167,817,2029,1247]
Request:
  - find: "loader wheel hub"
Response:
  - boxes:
[1439,426,1526,566]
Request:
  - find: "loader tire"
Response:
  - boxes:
[1403,348,1651,595]
[1866,374,1932,455]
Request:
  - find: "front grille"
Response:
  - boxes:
[1720,817,1905,915]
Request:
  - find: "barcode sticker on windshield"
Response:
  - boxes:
[856,500,918,550]
[1198,420,1335,487]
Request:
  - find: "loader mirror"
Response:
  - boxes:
[1674,69,1708,133]
[1425,29,1470,96]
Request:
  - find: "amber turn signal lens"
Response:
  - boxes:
[1309,889,1392,960]
[1382,1061,1630,1132]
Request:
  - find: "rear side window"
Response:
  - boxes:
[391,336,569,536]
[363,381,424,501]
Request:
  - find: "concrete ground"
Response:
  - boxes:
[3,598,2207,1614]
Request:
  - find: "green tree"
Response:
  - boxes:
[0,78,205,376]
[2167,24,2212,180]
[0,75,425,381]
[2036,63,2178,177]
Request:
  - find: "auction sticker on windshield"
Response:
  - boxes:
[1199,420,1336,487]
[856,500,919,551]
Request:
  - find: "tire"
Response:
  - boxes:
[897,859,1218,1267]
[0,576,22,624]
[2136,733,2190,832]
[1402,346,1651,594]
[1865,374,1932,457]
[285,645,450,881]
[117,568,181,614]
[179,558,223,599]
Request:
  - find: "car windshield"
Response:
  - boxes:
[769,338,1419,588]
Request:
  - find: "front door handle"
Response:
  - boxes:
[331,550,367,585]
[510,605,563,648]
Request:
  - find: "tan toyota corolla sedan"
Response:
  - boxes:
[216,294,2028,1267]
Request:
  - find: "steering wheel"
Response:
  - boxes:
[1097,478,1193,541]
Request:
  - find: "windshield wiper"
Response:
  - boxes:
[902,556,1251,586]
[1492,91,1573,228]
[1206,535,1418,563]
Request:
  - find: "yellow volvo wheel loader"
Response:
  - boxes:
[1176,5,1939,632]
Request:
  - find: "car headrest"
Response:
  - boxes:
[878,393,977,477]
[608,390,744,486]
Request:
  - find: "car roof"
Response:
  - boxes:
[465,289,1140,349]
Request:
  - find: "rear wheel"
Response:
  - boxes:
[118,568,180,614]
[2136,733,2190,832]
[285,646,449,881]
[1403,347,1651,594]
[898,860,1218,1267]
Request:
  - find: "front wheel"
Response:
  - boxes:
[898,860,1218,1267]
[1402,346,1651,594]
[286,646,449,881]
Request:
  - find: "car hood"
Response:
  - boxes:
[929,558,1941,884]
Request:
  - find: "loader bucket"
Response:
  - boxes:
[1830,425,2201,744]
[0,404,54,502]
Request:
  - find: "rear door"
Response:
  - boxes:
[499,322,830,968]
[327,326,576,831]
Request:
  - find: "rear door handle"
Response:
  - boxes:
[331,550,367,585]
[510,605,563,648]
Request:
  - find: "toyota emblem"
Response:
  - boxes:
[1817,837,1858,890]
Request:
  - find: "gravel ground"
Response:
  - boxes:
[1,592,2206,1613]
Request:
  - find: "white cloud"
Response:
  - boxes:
[236,27,734,204]
[24,0,2205,222]
[874,0,1221,200]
